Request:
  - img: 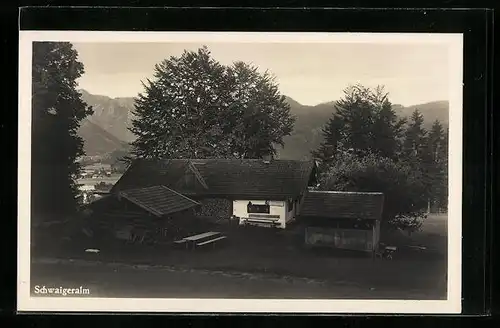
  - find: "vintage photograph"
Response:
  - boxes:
[18,32,463,313]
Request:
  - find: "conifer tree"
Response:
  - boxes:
[313,84,405,164]
[402,109,428,162]
[370,86,407,159]
[402,112,450,213]
[311,115,343,165]
[439,127,449,211]
[426,121,448,211]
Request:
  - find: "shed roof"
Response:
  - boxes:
[300,190,384,220]
[119,185,200,217]
[111,158,316,200]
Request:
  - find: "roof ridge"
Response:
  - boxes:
[114,158,316,199]
[135,158,313,163]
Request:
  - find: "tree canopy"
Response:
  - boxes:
[313,84,448,230]
[318,151,427,231]
[31,42,93,221]
[312,84,406,167]
[129,46,295,160]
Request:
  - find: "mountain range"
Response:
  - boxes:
[77,90,449,160]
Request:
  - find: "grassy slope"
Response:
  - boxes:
[30,215,448,300]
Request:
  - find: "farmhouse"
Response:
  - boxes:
[299,190,385,255]
[110,158,318,229]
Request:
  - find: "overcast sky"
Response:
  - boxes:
[73,42,450,107]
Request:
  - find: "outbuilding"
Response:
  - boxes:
[299,190,385,255]
[86,185,202,243]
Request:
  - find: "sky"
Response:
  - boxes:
[72,42,450,107]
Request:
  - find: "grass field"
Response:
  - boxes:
[381,213,448,251]
[421,213,448,236]
[30,214,449,300]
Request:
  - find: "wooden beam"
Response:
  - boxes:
[189,162,209,189]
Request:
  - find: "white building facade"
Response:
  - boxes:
[233,192,306,229]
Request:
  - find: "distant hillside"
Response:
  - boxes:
[278,97,336,160]
[395,101,450,128]
[277,98,449,160]
[77,90,448,160]
[78,119,128,156]
[80,90,136,143]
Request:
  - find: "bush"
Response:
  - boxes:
[318,151,428,231]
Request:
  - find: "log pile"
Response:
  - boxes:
[194,198,232,218]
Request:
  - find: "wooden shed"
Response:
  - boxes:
[86,185,203,243]
[299,191,385,255]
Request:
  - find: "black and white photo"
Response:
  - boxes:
[18,31,463,313]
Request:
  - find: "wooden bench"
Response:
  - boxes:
[174,232,223,250]
[173,239,188,249]
[196,236,227,248]
[244,219,281,227]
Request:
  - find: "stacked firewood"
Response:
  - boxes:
[194,198,232,218]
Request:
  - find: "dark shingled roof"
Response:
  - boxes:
[111,159,190,193]
[111,158,316,200]
[300,190,384,220]
[119,185,200,217]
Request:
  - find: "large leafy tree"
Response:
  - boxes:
[312,84,405,167]
[31,42,93,222]
[129,46,294,160]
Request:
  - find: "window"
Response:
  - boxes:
[288,199,294,212]
[247,202,270,214]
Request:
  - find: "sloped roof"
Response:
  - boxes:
[112,158,316,200]
[300,190,384,220]
[119,185,200,217]
[111,159,190,193]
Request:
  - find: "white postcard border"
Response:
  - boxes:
[18,31,463,314]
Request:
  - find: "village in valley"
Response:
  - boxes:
[30,41,450,300]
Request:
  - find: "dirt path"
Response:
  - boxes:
[30,258,446,300]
